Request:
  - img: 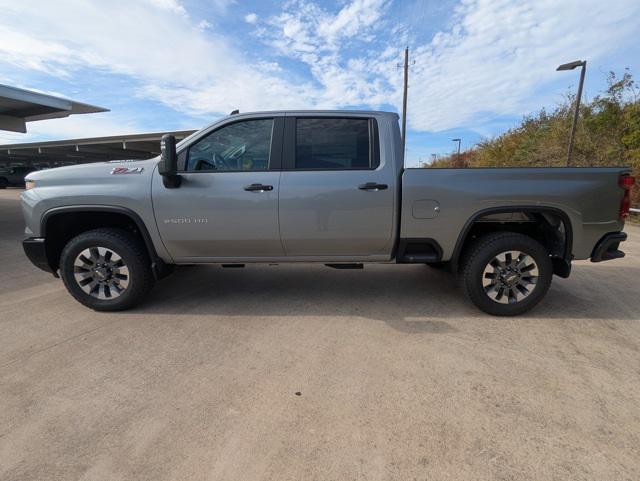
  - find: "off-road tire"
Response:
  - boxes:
[59,228,154,311]
[460,232,552,316]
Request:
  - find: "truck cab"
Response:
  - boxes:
[153,111,400,262]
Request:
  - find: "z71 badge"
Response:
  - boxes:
[111,166,144,175]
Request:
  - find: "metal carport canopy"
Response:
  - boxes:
[0,130,197,167]
[0,84,108,133]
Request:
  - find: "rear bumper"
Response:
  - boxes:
[22,237,55,274]
[591,232,627,262]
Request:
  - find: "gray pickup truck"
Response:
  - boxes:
[21,110,634,315]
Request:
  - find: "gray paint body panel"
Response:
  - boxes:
[21,158,172,262]
[152,170,284,259]
[401,167,627,260]
[278,169,395,256]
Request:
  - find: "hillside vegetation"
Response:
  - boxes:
[431,70,640,205]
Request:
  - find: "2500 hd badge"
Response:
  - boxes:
[163,217,209,224]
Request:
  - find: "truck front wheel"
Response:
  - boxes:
[460,232,552,316]
[59,228,154,311]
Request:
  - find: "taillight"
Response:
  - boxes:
[620,175,636,188]
[619,175,635,220]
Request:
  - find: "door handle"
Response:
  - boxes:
[244,183,273,192]
[358,182,388,191]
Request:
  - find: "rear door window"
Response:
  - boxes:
[295,118,378,170]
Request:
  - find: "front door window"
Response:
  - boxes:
[185,119,274,172]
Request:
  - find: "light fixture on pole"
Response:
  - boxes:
[557,60,586,166]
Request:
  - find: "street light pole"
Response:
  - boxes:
[557,60,587,166]
[452,138,462,167]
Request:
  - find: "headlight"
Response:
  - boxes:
[25,179,36,190]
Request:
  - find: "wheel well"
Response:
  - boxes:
[454,209,572,277]
[43,210,154,272]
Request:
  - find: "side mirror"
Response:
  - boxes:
[159,134,181,188]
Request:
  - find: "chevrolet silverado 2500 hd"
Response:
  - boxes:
[21,111,634,315]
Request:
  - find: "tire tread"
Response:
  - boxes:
[59,228,154,311]
[459,232,552,316]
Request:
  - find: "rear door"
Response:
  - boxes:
[278,116,395,257]
[152,116,285,260]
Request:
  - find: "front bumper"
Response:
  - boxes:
[590,232,627,262]
[22,237,55,274]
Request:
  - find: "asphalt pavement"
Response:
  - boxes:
[1,188,639,481]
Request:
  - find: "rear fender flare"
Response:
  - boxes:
[450,205,574,273]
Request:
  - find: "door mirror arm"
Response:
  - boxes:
[159,134,182,188]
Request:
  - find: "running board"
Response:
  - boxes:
[397,253,440,263]
[396,238,442,264]
[325,263,364,269]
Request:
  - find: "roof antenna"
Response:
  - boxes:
[229,109,239,115]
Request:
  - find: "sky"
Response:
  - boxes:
[0,0,639,167]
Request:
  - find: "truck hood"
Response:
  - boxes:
[26,158,159,185]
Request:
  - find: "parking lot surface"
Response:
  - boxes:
[1,188,639,481]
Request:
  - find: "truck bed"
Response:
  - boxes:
[400,167,629,261]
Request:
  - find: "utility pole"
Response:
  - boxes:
[557,60,587,166]
[401,47,409,163]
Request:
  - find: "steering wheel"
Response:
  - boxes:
[212,152,232,170]
[192,157,216,171]
[192,152,232,171]
[226,145,246,163]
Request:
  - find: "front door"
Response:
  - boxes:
[152,117,284,261]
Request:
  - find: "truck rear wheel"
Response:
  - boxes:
[59,228,154,311]
[460,232,552,316]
